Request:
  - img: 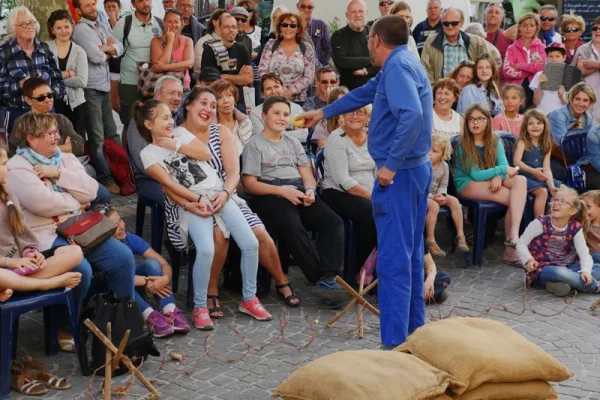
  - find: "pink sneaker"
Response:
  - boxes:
[192,308,214,330]
[239,297,272,321]
[163,307,191,333]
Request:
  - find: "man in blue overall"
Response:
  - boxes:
[300,15,433,349]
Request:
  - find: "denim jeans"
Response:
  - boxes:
[83,89,120,185]
[53,236,136,329]
[187,199,258,309]
[534,263,600,293]
[91,184,111,208]
[592,252,600,264]
[134,258,175,312]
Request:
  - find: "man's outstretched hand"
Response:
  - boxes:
[298,109,325,128]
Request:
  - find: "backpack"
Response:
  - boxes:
[121,14,165,55]
[79,291,160,377]
[104,139,136,196]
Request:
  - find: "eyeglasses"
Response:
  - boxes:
[593,27,600,32]
[564,27,581,33]
[540,16,556,22]
[28,92,56,102]
[467,117,487,124]
[40,130,60,139]
[280,22,298,29]
[552,198,574,207]
[320,79,338,85]
[379,1,394,6]
[442,21,460,27]
[166,90,183,97]
[16,21,36,29]
[348,109,368,116]
[235,17,248,23]
[299,4,315,9]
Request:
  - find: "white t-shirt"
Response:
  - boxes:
[140,127,221,193]
[529,71,564,116]
[433,110,462,138]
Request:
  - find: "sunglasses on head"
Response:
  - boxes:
[244,7,253,12]
[29,92,56,102]
[593,26,600,32]
[235,17,248,23]
[320,79,338,85]
[564,27,581,33]
[280,22,298,29]
[485,2,504,10]
[540,16,556,22]
[379,1,393,6]
[442,21,460,27]
[299,4,314,9]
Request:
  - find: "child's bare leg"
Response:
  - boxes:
[532,187,548,217]
[0,268,81,292]
[29,245,83,279]
[0,289,13,302]
[425,198,440,242]
[445,195,465,236]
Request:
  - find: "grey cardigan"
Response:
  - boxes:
[47,40,88,109]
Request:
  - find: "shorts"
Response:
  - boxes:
[117,82,140,125]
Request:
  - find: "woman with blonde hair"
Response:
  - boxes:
[560,13,585,64]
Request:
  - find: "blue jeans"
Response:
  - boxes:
[53,236,136,329]
[374,162,432,347]
[135,258,175,312]
[188,199,258,308]
[534,263,600,293]
[592,252,600,264]
[91,184,111,208]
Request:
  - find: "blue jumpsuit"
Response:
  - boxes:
[323,45,433,346]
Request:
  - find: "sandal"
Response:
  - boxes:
[456,236,469,253]
[59,337,75,353]
[207,295,224,319]
[11,362,47,396]
[426,240,446,257]
[23,356,72,390]
[276,283,300,307]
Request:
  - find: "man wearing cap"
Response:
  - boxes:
[127,75,185,205]
[230,7,254,58]
[197,67,222,87]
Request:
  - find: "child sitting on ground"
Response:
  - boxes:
[0,144,82,303]
[529,44,569,115]
[424,247,451,304]
[517,187,600,297]
[426,134,469,257]
[106,207,191,338]
[582,190,600,263]
[513,109,561,217]
[491,84,525,135]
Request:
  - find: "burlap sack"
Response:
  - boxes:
[395,317,572,394]
[272,350,465,400]
[455,381,558,400]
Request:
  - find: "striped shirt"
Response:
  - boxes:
[442,35,468,78]
[0,38,65,109]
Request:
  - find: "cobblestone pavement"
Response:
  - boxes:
[11,194,600,399]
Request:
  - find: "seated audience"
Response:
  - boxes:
[573,16,600,125]
[457,54,502,117]
[212,79,254,154]
[258,11,316,102]
[106,208,191,337]
[453,104,526,264]
[312,86,349,149]
[321,103,377,271]
[582,190,600,262]
[303,66,340,112]
[424,250,451,304]
[6,113,136,351]
[576,124,600,189]
[136,95,272,329]
[491,84,525,135]
[47,9,88,138]
[517,187,600,297]
[432,78,462,138]
[503,12,547,108]
[530,44,569,115]
[448,60,475,93]
[426,134,468,257]
[0,6,65,136]
[249,73,308,143]
[151,9,194,91]
[513,109,560,217]
[242,96,346,303]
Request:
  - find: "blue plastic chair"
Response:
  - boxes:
[135,193,165,254]
[560,129,588,166]
[0,289,84,399]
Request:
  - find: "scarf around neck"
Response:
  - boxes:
[17,146,64,192]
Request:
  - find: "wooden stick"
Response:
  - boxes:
[335,276,380,316]
[325,279,379,327]
[591,298,600,311]
[358,271,366,339]
[112,329,131,371]
[104,323,112,400]
[84,320,160,398]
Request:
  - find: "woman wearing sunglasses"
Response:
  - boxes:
[258,12,316,102]
[573,16,600,125]
[560,14,585,64]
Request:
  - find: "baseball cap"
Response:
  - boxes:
[229,6,249,18]
[199,67,222,82]
[545,42,566,55]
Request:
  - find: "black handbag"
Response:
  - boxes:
[79,291,160,376]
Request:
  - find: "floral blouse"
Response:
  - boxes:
[258,39,316,102]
